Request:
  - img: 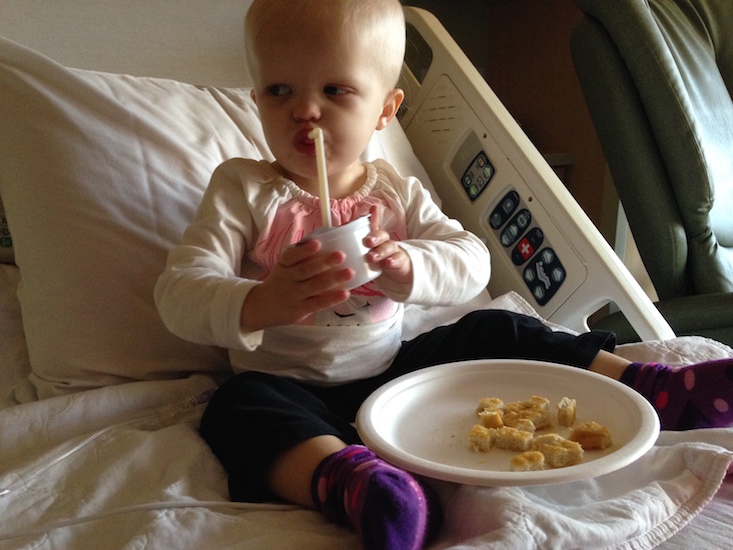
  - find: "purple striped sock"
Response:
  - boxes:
[311,444,437,550]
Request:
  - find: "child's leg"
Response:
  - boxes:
[388,310,732,432]
[620,358,732,430]
[310,444,439,550]
[267,434,346,507]
[200,371,439,550]
[200,371,361,502]
[268,437,438,550]
[589,351,733,430]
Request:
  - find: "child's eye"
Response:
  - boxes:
[324,85,348,96]
[267,84,291,96]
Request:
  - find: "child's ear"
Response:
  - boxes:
[375,88,405,130]
[250,89,258,104]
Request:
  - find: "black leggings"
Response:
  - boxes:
[199,309,615,501]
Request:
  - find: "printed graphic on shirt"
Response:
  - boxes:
[312,290,398,326]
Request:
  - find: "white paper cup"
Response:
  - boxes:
[303,215,381,290]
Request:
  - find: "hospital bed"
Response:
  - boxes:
[0,1,730,548]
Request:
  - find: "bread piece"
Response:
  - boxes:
[532,433,584,468]
[557,397,577,427]
[532,433,570,449]
[467,424,496,452]
[476,397,504,415]
[510,451,546,472]
[503,400,527,414]
[542,441,584,468]
[502,411,536,432]
[478,409,504,429]
[525,395,551,411]
[494,426,534,452]
[502,408,552,431]
[524,408,552,430]
[569,421,612,450]
[505,395,550,413]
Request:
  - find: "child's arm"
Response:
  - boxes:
[156,159,354,349]
[364,162,491,306]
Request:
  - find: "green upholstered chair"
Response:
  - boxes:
[570,0,733,346]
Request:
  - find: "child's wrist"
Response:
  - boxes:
[240,283,267,333]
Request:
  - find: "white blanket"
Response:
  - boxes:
[432,431,732,549]
[1,293,732,550]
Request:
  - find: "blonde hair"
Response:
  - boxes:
[245,0,405,88]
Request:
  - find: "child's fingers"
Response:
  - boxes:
[366,238,401,264]
[303,288,352,313]
[300,265,354,296]
[283,266,354,322]
[279,239,349,284]
[364,205,385,249]
[382,251,409,274]
[366,242,413,285]
[279,238,321,267]
[242,266,352,331]
[369,204,381,232]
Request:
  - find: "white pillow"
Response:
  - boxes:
[0,37,432,399]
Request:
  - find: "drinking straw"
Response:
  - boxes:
[308,127,332,227]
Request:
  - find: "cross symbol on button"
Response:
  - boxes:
[518,238,534,260]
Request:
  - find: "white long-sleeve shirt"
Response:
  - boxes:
[155,158,490,385]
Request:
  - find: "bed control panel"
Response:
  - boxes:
[398,7,675,339]
[450,132,495,201]
[460,151,493,200]
[488,189,566,306]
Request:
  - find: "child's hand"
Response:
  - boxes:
[364,205,413,285]
[240,239,353,332]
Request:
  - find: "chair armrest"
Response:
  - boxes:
[591,293,733,347]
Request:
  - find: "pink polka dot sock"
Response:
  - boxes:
[620,359,733,430]
[311,445,440,550]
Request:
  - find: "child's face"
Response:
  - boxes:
[250,20,402,194]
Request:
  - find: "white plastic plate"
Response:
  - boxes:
[356,359,660,486]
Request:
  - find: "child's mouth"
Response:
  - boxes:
[295,129,317,155]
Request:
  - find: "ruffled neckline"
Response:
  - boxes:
[265,162,379,208]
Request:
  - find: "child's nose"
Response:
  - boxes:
[292,96,321,121]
